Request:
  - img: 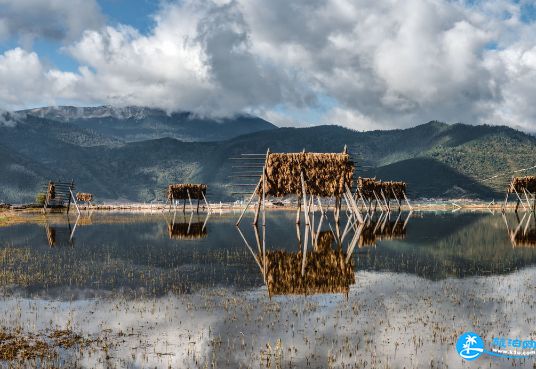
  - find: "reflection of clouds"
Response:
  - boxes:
[0,269,535,368]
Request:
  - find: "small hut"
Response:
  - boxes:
[504,176,536,212]
[167,184,210,213]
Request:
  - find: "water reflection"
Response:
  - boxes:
[504,211,536,248]
[166,212,209,240]
[44,215,79,247]
[358,211,410,247]
[238,208,372,296]
[1,211,536,297]
[264,231,355,296]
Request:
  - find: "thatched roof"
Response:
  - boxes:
[168,184,207,200]
[508,176,536,193]
[167,222,207,240]
[264,231,355,295]
[260,152,354,197]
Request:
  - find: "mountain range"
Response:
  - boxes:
[1,106,535,203]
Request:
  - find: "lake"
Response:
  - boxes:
[0,210,535,368]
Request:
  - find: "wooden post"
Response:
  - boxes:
[187,189,193,212]
[402,191,413,211]
[503,191,509,212]
[296,197,301,224]
[253,195,262,225]
[201,191,212,214]
[380,189,389,212]
[183,198,186,214]
[236,178,261,226]
[66,179,74,214]
[196,198,200,213]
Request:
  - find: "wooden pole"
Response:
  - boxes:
[186,189,193,212]
[235,179,261,226]
[402,191,413,211]
[253,195,262,225]
[296,197,301,224]
[503,191,509,212]
[201,191,212,214]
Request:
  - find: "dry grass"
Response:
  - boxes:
[262,152,354,197]
[167,184,207,201]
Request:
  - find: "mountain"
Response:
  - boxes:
[19,106,277,143]
[1,108,535,204]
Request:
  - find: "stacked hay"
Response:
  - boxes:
[265,231,355,295]
[381,181,407,199]
[508,176,536,193]
[357,177,379,200]
[76,193,93,203]
[167,222,207,240]
[167,184,207,200]
[46,182,56,201]
[357,177,407,200]
[260,153,354,197]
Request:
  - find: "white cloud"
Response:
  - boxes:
[1,0,536,131]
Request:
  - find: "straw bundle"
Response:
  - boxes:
[46,182,56,201]
[260,152,354,197]
[357,177,407,200]
[508,176,536,194]
[167,184,207,201]
[357,177,379,200]
[264,231,355,295]
[76,193,93,203]
[167,222,207,240]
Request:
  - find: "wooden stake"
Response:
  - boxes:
[253,195,262,225]
[296,197,301,224]
[402,191,413,211]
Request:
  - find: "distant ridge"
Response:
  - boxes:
[1,108,535,203]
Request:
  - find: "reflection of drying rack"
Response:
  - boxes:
[503,211,536,248]
[237,206,367,297]
[165,212,210,240]
[44,215,80,247]
[358,211,412,247]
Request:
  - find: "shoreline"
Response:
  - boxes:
[0,200,533,218]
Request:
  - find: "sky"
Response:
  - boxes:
[0,0,536,131]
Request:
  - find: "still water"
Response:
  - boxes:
[0,210,535,368]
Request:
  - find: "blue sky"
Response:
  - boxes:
[1,0,536,131]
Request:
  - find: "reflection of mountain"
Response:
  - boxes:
[265,232,355,296]
[356,213,536,279]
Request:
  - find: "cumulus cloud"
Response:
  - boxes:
[1,0,536,131]
[0,0,103,45]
